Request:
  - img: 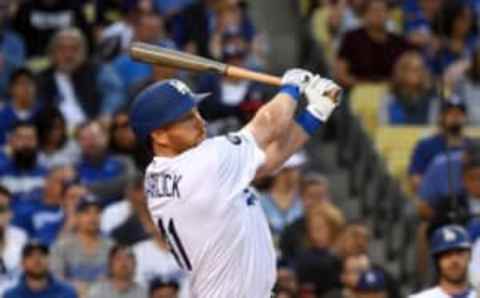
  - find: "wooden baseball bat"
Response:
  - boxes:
[129,42,282,86]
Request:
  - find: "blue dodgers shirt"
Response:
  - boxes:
[419,151,464,207]
[12,198,64,247]
[4,274,77,298]
[409,134,471,176]
[0,104,38,145]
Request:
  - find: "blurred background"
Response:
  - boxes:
[0,0,479,297]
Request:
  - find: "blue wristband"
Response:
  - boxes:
[295,109,323,136]
[279,84,301,102]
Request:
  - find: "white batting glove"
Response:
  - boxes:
[304,75,342,122]
[281,68,314,92]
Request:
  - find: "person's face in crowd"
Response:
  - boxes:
[442,108,466,137]
[341,254,370,289]
[112,113,136,152]
[400,55,426,92]
[10,74,36,108]
[339,225,370,257]
[276,267,298,294]
[10,126,38,170]
[302,183,330,209]
[438,249,470,285]
[78,122,109,161]
[307,213,332,249]
[77,205,101,235]
[151,286,179,298]
[452,8,472,39]
[135,14,163,43]
[151,108,207,155]
[22,250,49,280]
[464,166,480,197]
[0,193,11,229]
[363,0,388,31]
[111,248,135,280]
[53,35,84,73]
[44,167,74,204]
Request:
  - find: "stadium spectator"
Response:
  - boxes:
[417,140,480,221]
[4,241,77,298]
[0,122,47,204]
[379,51,436,125]
[352,268,388,298]
[333,221,370,259]
[0,68,39,145]
[12,166,76,247]
[279,175,336,260]
[39,28,124,130]
[197,33,269,125]
[453,47,480,125]
[335,0,411,88]
[0,185,28,296]
[111,12,169,96]
[274,261,299,297]
[101,176,150,245]
[171,0,255,58]
[88,244,147,298]
[403,0,442,51]
[76,120,134,206]
[12,0,89,58]
[261,153,306,240]
[294,204,346,296]
[0,1,26,98]
[109,111,150,171]
[36,107,81,169]
[50,195,114,297]
[148,278,179,298]
[323,253,370,298]
[408,97,471,192]
[430,0,477,75]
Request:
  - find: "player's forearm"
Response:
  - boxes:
[256,121,309,178]
[245,91,298,150]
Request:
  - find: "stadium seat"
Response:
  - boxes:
[349,83,388,137]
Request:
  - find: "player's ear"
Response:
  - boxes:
[150,129,169,146]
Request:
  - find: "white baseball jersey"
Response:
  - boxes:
[409,287,476,298]
[144,129,276,298]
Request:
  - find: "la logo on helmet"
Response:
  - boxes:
[443,228,457,242]
[169,80,193,96]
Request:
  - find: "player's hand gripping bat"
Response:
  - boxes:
[129,42,341,101]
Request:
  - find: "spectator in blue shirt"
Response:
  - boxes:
[111,12,167,97]
[4,241,77,298]
[408,97,471,192]
[0,122,47,208]
[0,6,26,99]
[380,51,436,125]
[0,68,40,145]
[76,120,133,206]
[13,166,77,247]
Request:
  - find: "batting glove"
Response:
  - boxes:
[304,75,342,122]
[281,68,314,93]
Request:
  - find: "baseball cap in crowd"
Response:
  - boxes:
[22,240,49,258]
[355,269,386,292]
[130,79,210,141]
[440,95,466,113]
[76,195,101,212]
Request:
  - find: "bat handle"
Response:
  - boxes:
[225,65,282,86]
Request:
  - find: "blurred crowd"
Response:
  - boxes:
[0,0,479,298]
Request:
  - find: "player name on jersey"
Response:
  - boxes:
[146,173,183,199]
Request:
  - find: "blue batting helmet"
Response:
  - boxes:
[129,79,209,142]
[430,224,471,256]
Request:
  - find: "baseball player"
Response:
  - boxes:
[129,69,340,297]
[410,225,476,298]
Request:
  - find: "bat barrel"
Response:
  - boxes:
[129,42,227,74]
